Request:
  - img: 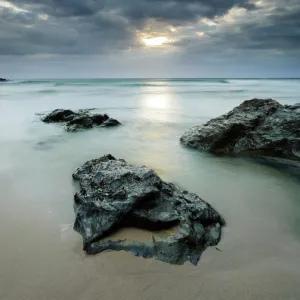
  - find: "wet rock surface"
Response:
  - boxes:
[180,99,300,162]
[72,155,224,265]
[41,109,121,131]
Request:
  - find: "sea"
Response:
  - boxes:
[1,78,300,300]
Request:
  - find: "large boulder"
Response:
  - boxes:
[180,99,300,162]
[72,155,224,265]
[41,109,121,131]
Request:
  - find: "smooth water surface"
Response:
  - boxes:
[1,78,300,300]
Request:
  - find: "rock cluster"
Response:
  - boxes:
[41,109,121,131]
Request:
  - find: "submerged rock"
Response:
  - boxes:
[180,99,300,162]
[101,118,121,127]
[72,155,224,265]
[41,109,121,131]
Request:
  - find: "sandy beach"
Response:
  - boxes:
[1,78,300,299]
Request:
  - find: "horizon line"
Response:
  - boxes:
[5,77,300,80]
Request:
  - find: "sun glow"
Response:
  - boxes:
[0,0,28,13]
[142,36,170,47]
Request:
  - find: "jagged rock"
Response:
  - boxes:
[65,115,94,132]
[72,155,224,265]
[180,99,300,162]
[42,109,78,123]
[41,109,121,131]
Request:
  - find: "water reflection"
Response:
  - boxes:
[138,85,179,123]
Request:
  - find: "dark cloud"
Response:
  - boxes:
[224,5,300,51]
[178,0,300,54]
[0,1,134,55]
[0,0,299,76]
[113,0,254,25]
[13,0,253,19]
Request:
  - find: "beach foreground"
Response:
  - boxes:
[1,79,300,299]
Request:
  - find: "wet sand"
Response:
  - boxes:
[1,143,300,300]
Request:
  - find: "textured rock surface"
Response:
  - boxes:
[72,155,224,265]
[41,109,121,131]
[180,99,300,161]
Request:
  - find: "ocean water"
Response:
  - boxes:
[1,78,300,300]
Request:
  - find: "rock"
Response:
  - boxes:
[65,115,94,132]
[0,78,9,82]
[41,109,121,132]
[101,118,121,127]
[180,99,300,162]
[41,109,78,123]
[91,114,105,125]
[72,155,224,265]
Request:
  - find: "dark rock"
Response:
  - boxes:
[41,109,121,132]
[180,99,300,162]
[0,78,8,82]
[91,114,105,125]
[65,115,94,132]
[72,155,223,265]
[41,109,78,123]
[101,118,121,127]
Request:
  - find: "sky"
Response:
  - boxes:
[0,0,300,78]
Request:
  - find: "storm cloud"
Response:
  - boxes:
[0,0,300,77]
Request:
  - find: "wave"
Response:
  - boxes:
[19,80,51,84]
[14,78,230,86]
[53,82,92,87]
[231,89,247,93]
[163,78,230,84]
[120,79,230,87]
[143,89,247,95]
[38,89,58,94]
[119,83,168,87]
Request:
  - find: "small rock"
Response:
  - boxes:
[41,109,121,132]
[101,118,121,127]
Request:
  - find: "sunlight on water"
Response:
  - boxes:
[139,85,179,123]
